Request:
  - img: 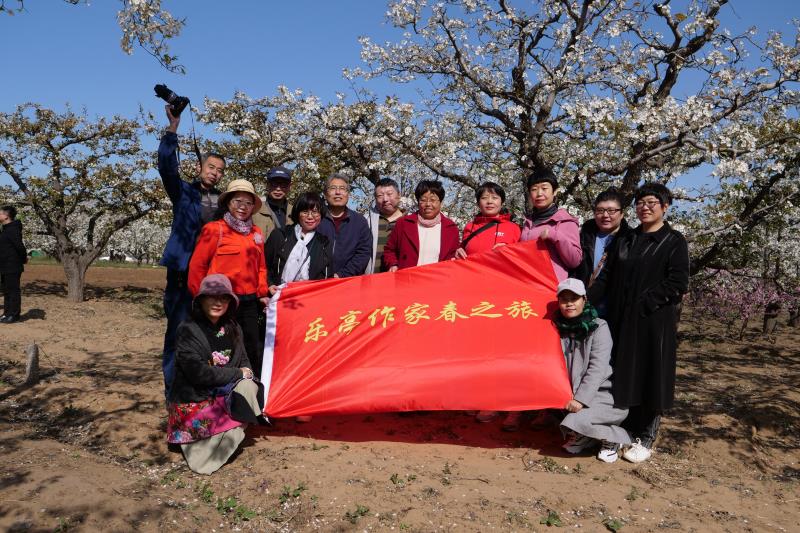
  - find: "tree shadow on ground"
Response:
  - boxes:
[659,310,800,473]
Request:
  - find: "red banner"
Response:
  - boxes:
[260,240,571,417]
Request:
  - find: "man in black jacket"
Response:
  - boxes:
[0,205,27,323]
[572,188,630,317]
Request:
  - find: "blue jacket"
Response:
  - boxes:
[158,132,221,271]
[317,208,373,278]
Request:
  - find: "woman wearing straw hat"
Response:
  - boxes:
[189,179,268,377]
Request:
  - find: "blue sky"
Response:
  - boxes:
[1,0,798,189]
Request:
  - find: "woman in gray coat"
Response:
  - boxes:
[555,278,630,463]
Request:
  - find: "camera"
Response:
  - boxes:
[154,84,190,117]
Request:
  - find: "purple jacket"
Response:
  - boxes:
[520,208,582,282]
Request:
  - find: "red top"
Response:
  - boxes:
[461,214,521,256]
[383,213,461,270]
[188,220,268,298]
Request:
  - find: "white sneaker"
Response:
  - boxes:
[562,434,597,454]
[597,441,620,463]
[622,439,652,463]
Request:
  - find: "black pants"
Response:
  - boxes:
[236,297,264,379]
[1,271,21,317]
[623,405,662,447]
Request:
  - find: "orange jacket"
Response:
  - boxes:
[188,220,268,298]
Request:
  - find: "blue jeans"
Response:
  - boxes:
[162,269,192,399]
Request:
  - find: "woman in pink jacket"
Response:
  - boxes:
[520,169,582,282]
[504,168,582,432]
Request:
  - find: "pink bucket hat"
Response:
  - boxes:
[194,273,239,309]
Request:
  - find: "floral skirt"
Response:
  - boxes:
[166,396,242,444]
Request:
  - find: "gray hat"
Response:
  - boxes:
[556,278,586,297]
[267,166,292,181]
[194,273,239,309]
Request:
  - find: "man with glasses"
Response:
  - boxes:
[572,188,630,317]
[365,178,405,274]
[158,105,225,399]
[254,166,294,240]
[317,173,373,278]
[588,182,689,464]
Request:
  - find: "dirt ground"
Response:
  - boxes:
[1,264,798,532]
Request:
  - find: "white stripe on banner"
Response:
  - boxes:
[260,283,285,414]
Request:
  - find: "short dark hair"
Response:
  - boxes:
[635,182,672,206]
[201,152,226,166]
[0,205,17,219]
[475,181,506,203]
[593,187,625,208]
[291,191,326,221]
[375,178,399,192]
[414,180,445,202]
[526,167,558,190]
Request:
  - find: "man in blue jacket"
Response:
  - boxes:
[317,174,372,278]
[159,105,225,398]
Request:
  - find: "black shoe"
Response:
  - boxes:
[1,315,20,324]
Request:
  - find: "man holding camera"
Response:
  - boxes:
[158,104,225,399]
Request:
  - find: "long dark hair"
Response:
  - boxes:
[191,295,242,348]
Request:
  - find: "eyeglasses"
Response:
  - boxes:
[635,200,661,209]
[299,209,321,218]
[231,199,254,208]
[594,208,621,215]
[327,186,349,192]
[269,181,291,189]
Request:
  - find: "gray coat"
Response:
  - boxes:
[560,319,630,445]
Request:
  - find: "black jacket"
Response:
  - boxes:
[0,220,26,274]
[588,223,689,411]
[571,218,630,285]
[265,225,334,287]
[169,319,251,404]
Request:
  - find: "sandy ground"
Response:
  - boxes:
[0,264,798,532]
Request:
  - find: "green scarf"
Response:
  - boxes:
[554,301,599,341]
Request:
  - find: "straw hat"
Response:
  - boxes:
[218,179,263,212]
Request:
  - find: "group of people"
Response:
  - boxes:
[157,107,689,473]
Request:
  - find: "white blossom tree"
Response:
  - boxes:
[0,104,164,301]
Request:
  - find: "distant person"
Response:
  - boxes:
[158,105,224,399]
[554,278,630,463]
[253,166,294,241]
[589,182,689,463]
[316,174,372,278]
[0,205,27,324]
[383,180,460,271]
[453,182,520,424]
[365,178,405,274]
[507,168,582,432]
[266,192,333,294]
[167,274,262,475]
[571,188,630,317]
[188,180,268,378]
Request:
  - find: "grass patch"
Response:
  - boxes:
[344,504,369,524]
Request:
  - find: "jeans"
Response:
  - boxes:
[623,405,662,447]
[1,272,21,317]
[162,269,192,399]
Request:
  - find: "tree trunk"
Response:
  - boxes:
[789,307,800,328]
[62,254,90,302]
[762,302,780,334]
